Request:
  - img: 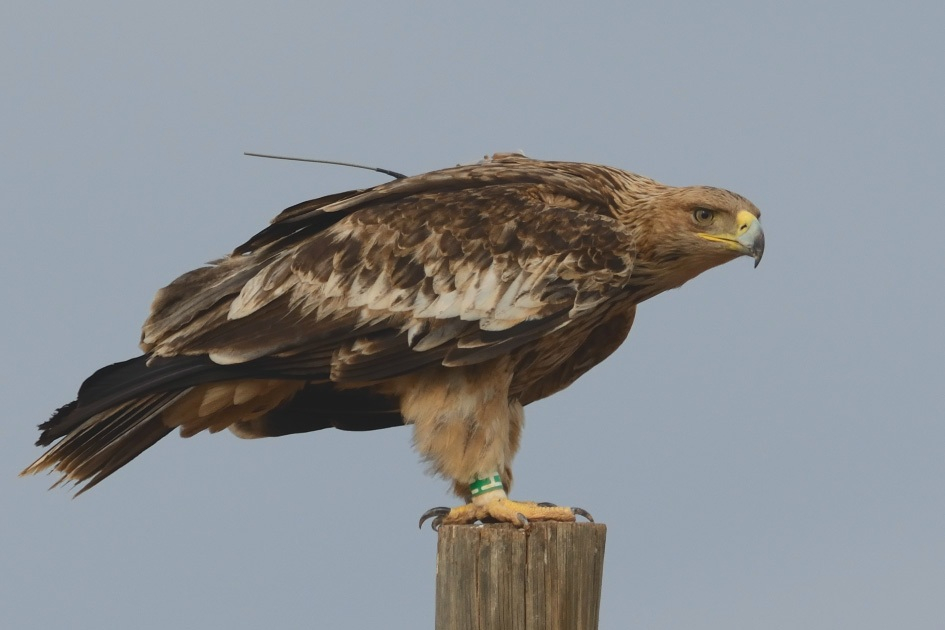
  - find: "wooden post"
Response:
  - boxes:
[435,522,607,630]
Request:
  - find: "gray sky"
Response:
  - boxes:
[3,2,943,628]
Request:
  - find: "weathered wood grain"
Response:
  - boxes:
[435,522,607,630]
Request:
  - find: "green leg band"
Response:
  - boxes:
[469,472,504,497]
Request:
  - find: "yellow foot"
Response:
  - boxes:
[419,499,593,531]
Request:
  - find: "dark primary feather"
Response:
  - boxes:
[27,351,404,491]
[36,355,212,446]
[233,190,366,255]
[230,384,402,437]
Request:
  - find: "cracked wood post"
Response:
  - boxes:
[434,522,607,630]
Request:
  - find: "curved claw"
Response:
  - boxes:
[571,507,594,523]
[537,502,558,508]
[516,512,531,530]
[419,506,451,530]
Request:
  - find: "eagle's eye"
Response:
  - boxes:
[692,207,715,225]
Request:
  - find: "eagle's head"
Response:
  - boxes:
[623,184,765,296]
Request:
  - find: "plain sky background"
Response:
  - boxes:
[2,2,943,629]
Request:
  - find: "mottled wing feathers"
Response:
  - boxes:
[142,175,636,385]
[240,153,623,242]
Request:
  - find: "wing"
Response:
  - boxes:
[518,305,637,405]
[141,165,637,385]
[24,156,641,493]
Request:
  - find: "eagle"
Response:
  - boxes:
[22,153,764,528]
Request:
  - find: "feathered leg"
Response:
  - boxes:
[394,359,591,529]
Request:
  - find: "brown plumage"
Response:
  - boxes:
[23,153,764,520]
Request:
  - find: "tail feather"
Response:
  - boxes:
[56,392,186,481]
[23,391,188,494]
[54,395,164,468]
[23,353,220,493]
[35,355,222,448]
[36,401,80,447]
[25,351,407,494]
[70,394,186,496]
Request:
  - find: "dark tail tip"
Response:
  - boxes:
[36,401,79,447]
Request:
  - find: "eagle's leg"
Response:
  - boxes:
[402,360,591,529]
[419,471,592,530]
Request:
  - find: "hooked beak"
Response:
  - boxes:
[737,212,765,268]
[699,210,765,267]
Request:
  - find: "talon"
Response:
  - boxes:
[571,507,594,522]
[537,501,558,507]
[419,506,451,530]
[418,498,586,529]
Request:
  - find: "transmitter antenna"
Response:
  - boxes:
[243,152,407,180]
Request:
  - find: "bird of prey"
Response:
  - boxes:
[22,153,764,528]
